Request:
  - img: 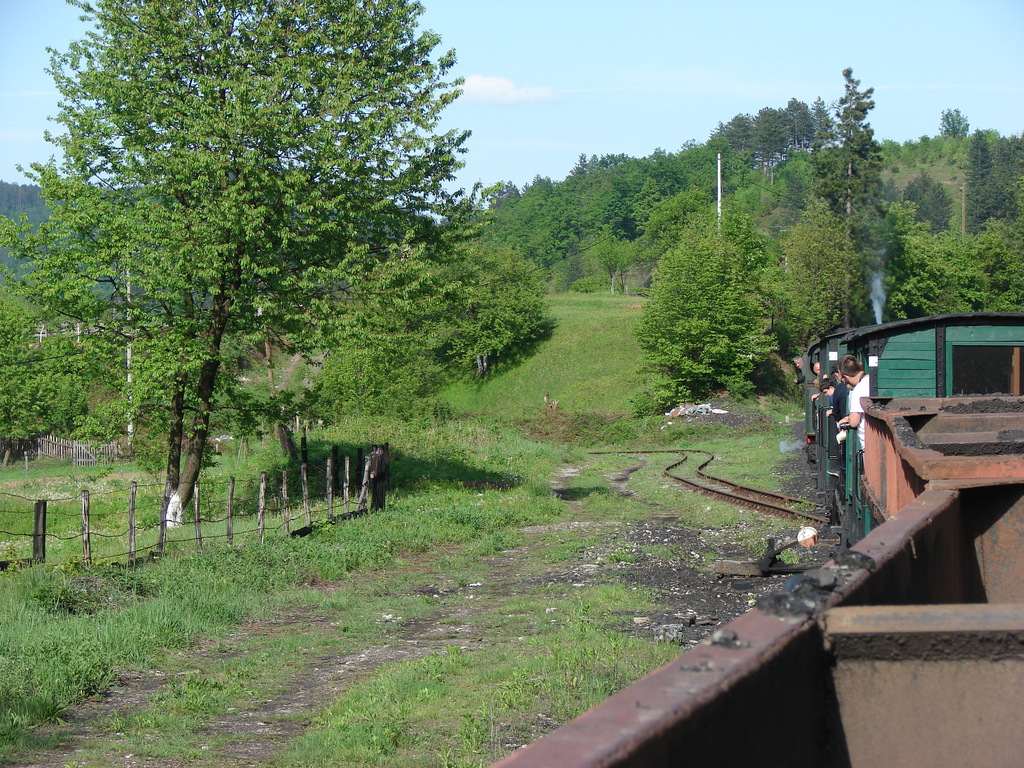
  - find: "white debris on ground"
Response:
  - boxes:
[664,402,729,419]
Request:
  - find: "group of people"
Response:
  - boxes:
[796,353,871,475]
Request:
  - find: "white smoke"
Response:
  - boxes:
[870,272,885,324]
[779,439,804,454]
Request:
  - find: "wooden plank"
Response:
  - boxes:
[947,325,1024,343]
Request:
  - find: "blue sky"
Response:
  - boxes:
[3,0,1023,192]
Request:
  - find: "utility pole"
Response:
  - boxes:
[717,153,722,233]
[961,183,967,235]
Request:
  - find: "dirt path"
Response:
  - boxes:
[14,448,820,768]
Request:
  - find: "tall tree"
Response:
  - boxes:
[754,107,789,182]
[939,108,970,139]
[810,68,883,325]
[1,0,468,525]
[780,201,858,345]
[811,97,832,141]
[965,129,997,233]
[634,211,774,410]
[784,98,815,150]
[811,68,882,226]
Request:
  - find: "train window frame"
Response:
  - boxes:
[948,344,1023,396]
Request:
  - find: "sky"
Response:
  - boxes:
[2,0,1023,193]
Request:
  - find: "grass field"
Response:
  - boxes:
[0,292,809,767]
[441,293,645,420]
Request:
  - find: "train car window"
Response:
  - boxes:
[951,345,1023,395]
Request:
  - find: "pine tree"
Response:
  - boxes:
[809,69,883,325]
[811,68,882,225]
[966,130,996,233]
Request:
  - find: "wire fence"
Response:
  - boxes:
[0,443,391,569]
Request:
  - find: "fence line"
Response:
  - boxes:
[0,443,391,570]
[34,435,122,466]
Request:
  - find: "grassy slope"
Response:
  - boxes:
[441,293,645,420]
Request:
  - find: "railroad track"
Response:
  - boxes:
[591,449,827,525]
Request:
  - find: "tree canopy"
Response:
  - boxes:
[1,0,468,522]
[634,210,774,409]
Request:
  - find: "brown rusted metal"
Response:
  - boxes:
[863,397,1024,514]
[495,402,1024,768]
[825,604,1024,767]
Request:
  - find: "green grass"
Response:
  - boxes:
[0,293,810,767]
[441,293,645,420]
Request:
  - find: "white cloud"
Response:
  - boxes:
[460,75,556,105]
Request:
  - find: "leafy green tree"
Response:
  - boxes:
[779,201,858,345]
[586,229,641,294]
[446,243,546,376]
[974,216,1024,311]
[1,0,467,524]
[634,211,774,410]
[0,296,98,462]
[939,108,970,139]
[885,204,988,318]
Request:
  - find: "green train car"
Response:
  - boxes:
[806,312,1024,545]
[801,327,853,492]
[845,311,1024,399]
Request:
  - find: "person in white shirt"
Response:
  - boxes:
[837,355,870,452]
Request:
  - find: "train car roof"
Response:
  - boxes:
[803,326,854,357]
[840,312,1024,346]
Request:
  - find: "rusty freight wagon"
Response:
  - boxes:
[494,313,1024,768]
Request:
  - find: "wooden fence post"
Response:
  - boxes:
[281,470,290,535]
[32,499,46,563]
[326,457,335,520]
[343,455,351,515]
[356,455,370,513]
[193,481,203,552]
[80,490,91,567]
[158,492,168,555]
[301,462,311,527]
[258,472,267,544]
[128,482,137,563]
[227,476,235,544]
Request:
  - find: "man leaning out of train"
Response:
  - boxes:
[837,356,869,455]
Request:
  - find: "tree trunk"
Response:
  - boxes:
[164,291,234,526]
[163,378,186,526]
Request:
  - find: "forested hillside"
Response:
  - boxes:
[473,75,1022,410]
[0,181,47,225]
[0,181,49,269]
